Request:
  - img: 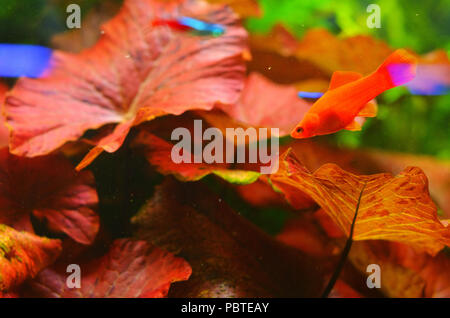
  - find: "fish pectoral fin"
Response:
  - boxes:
[328,71,363,90]
[344,120,362,131]
[358,99,378,117]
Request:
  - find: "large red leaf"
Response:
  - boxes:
[214,72,311,136]
[4,0,248,170]
[24,239,192,298]
[0,224,62,295]
[0,148,99,244]
[271,149,450,255]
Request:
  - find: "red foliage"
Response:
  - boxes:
[0,0,448,299]
[5,0,248,170]
[24,239,192,298]
[0,148,99,244]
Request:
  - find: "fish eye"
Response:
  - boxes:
[296,127,303,133]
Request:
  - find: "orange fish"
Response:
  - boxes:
[291,49,417,139]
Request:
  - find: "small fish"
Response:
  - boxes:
[406,64,450,95]
[298,91,324,99]
[152,16,225,37]
[406,50,450,96]
[0,44,52,78]
[291,49,417,139]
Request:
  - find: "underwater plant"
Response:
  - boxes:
[0,0,449,300]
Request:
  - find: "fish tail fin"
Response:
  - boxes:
[376,49,417,89]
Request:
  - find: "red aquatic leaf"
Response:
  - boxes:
[217,73,311,136]
[250,24,300,57]
[271,149,450,255]
[0,148,99,244]
[313,208,450,297]
[277,212,449,298]
[361,149,450,220]
[276,213,337,258]
[235,176,295,208]
[328,280,363,298]
[0,224,62,294]
[0,82,9,148]
[5,0,248,170]
[344,239,450,298]
[24,239,192,298]
[132,129,260,184]
[387,242,450,297]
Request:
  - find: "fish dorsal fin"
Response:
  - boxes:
[328,71,363,90]
[358,99,378,118]
[344,120,362,131]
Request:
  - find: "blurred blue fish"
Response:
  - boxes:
[0,44,52,78]
[152,16,225,37]
[298,91,324,99]
[179,16,225,36]
[405,64,450,95]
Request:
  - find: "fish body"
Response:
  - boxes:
[291,49,417,139]
[152,16,225,36]
[152,19,191,32]
[298,91,324,99]
[0,44,52,78]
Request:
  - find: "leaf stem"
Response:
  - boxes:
[321,182,367,298]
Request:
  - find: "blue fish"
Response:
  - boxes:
[0,44,52,78]
[298,91,324,99]
[178,16,225,36]
[152,16,225,37]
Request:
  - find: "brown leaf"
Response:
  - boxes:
[207,0,261,17]
[271,149,450,255]
[295,28,393,75]
[131,178,327,297]
[359,151,450,220]
[348,242,426,297]
[51,1,121,53]
[342,240,450,298]
[280,140,450,219]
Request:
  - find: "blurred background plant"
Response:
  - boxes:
[247,0,450,159]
